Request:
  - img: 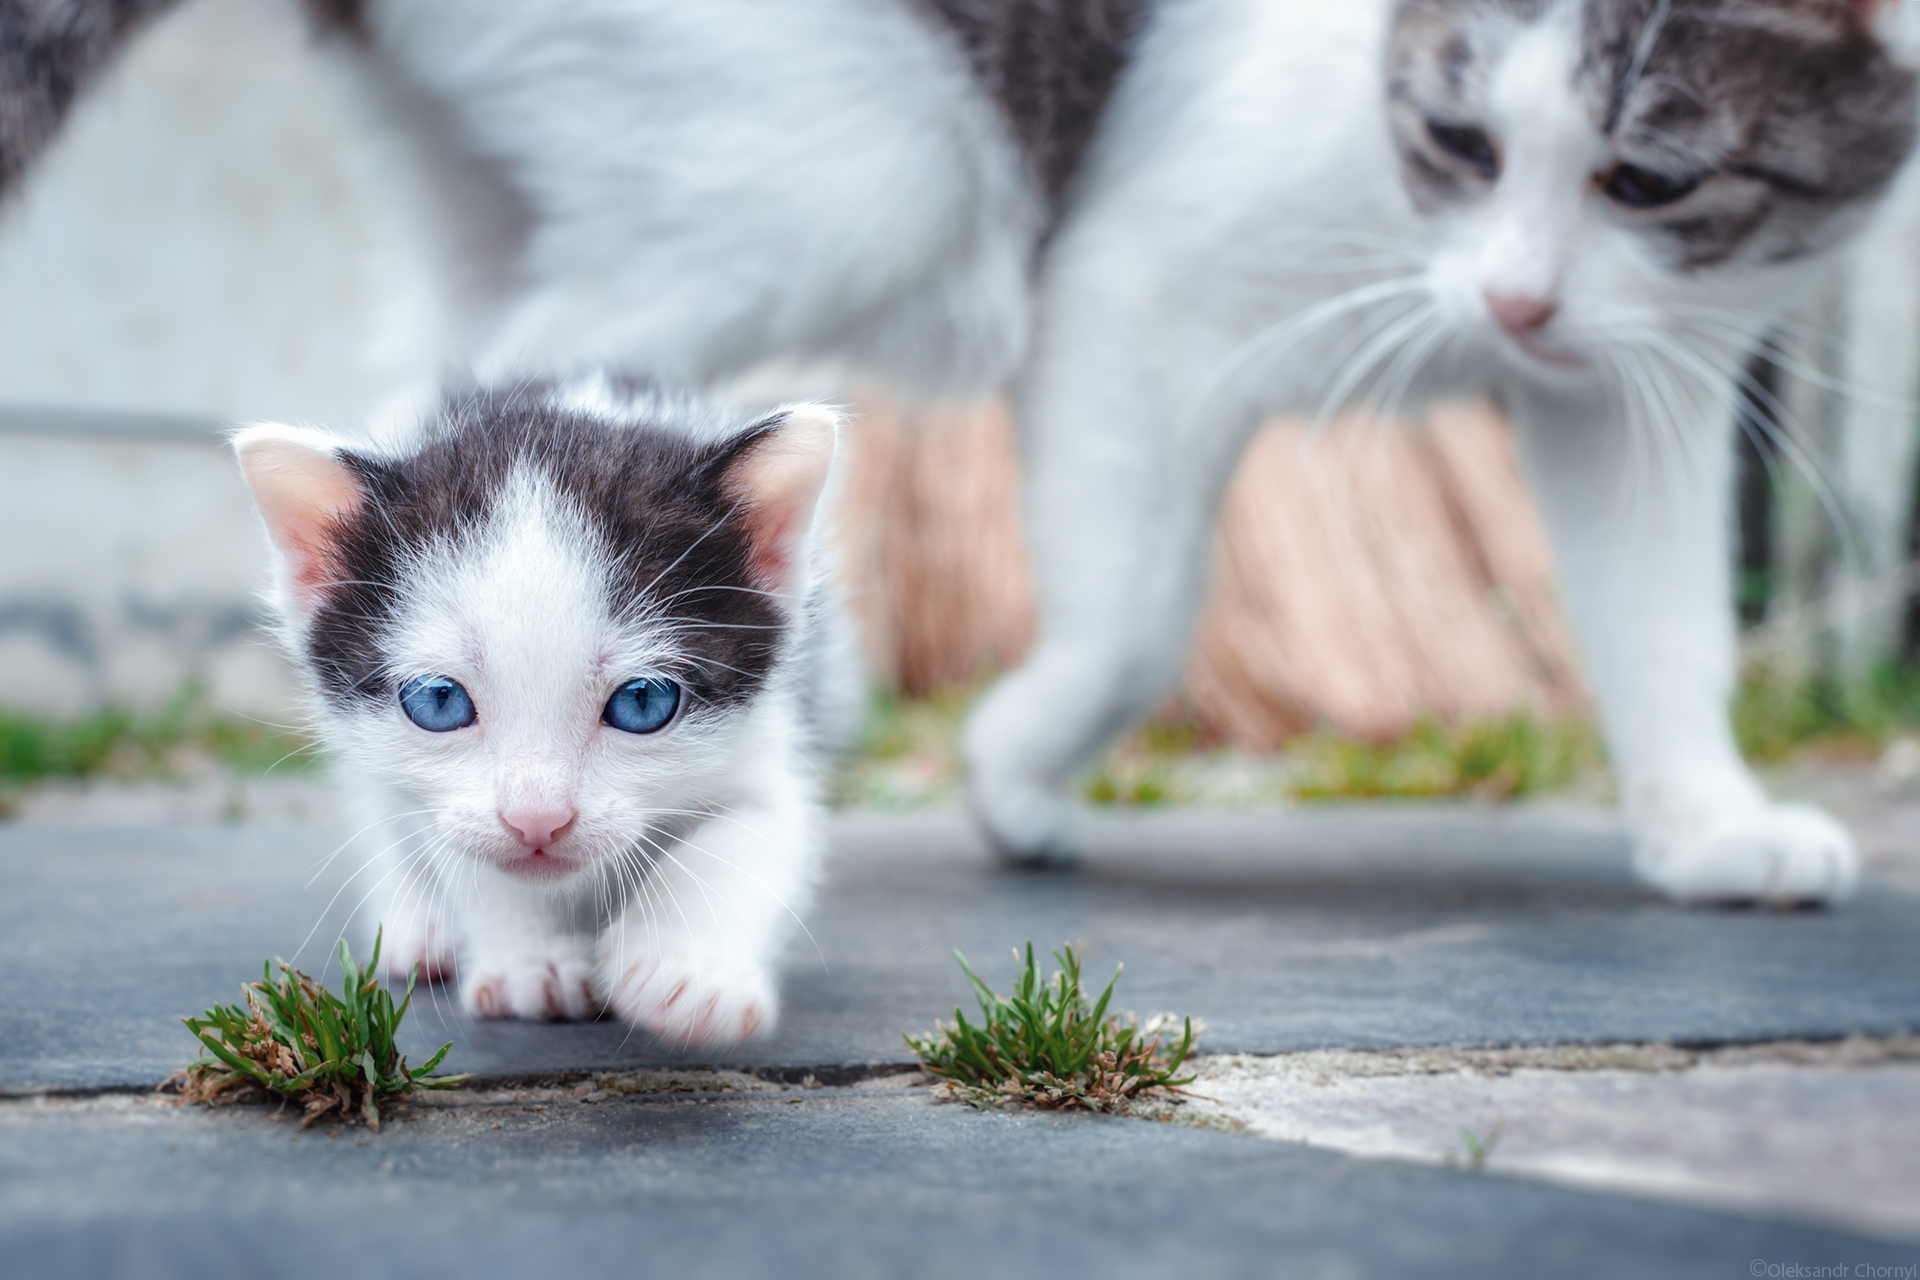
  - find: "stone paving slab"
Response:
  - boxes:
[1177,1043,1920,1240]
[5,807,1920,1088]
[2,1080,1911,1280]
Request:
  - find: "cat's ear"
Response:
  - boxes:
[719,404,841,603]
[231,424,366,615]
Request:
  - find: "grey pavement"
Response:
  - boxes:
[3,1080,1910,1280]
[4,801,1920,1277]
[6,807,1919,1087]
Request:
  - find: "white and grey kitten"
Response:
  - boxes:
[233,378,857,1046]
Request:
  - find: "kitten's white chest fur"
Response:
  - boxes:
[236,384,853,1045]
[322,0,1916,907]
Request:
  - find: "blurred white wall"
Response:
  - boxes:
[0,0,404,717]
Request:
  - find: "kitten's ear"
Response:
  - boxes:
[231,424,365,615]
[719,404,841,602]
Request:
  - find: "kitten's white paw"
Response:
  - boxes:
[462,939,601,1022]
[604,952,775,1047]
[1634,803,1859,905]
[377,919,456,984]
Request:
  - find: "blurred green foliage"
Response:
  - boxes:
[1731,661,1920,765]
[0,686,318,787]
[1285,713,1602,802]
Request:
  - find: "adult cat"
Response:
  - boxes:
[8,0,1916,904]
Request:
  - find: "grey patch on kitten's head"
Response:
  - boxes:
[0,0,180,197]
[920,0,1150,209]
[303,381,786,716]
[1387,0,1918,270]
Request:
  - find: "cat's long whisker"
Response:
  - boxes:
[654,829,824,967]
[1311,297,1440,430]
[1683,315,1920,417]
[1347,302,1450,429]
[1648,331,1864,573]
[299,807,439,888]
[1184,272,1430,442]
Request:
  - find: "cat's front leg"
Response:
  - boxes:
[599,783,822,1048]
[1511,382,1857,905]
[454,865,600,1022]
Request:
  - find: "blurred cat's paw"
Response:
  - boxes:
[1633,803,1859,905]
[604,951,775,1047]
[462,939,601,1021]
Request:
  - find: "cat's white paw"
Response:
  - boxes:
[461,939,602,1022]
[963,673,1090,868]
[377,918,456,984]
[604,951,775,1047]
[1633,803,1859,905]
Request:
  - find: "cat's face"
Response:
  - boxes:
[1386,0,1917,376]
[235,386,837,887]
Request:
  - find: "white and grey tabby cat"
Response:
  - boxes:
[233,378,857,1045]
[13,0,1919,907]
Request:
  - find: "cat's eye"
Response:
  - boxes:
[398,676,476,732]
[1601,163,1702,210]
[603,678,681,735]
[1426,119,1499,181]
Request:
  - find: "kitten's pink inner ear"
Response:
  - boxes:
[725,406,839,600]
[233,428,364,609]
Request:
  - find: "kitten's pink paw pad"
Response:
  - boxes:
[606,956,774,1047]
[461,945,601,1021]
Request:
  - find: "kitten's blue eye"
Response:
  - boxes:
[398,676,476,732]
[603,678,681,735]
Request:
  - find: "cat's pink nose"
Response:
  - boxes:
[501,807,575,850]
[1485,289,1558,337]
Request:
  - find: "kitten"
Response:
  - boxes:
[15,0,1920,906]
[232,378,858,1045]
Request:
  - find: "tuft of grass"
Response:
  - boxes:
[905,942,1197,1113]
[1286,713,1601,802]
[172,929,464,1130]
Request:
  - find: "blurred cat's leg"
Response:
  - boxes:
[1510,380,1858,904]
[964,316,1256,864]
[600,732,823,1046]
[453,867,600,1021]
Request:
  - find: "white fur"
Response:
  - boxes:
[235,397,843,1045]
[319,0,1912,904]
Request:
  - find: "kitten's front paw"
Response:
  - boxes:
[1634,803,1859,905]
[604,952,775,1047]
[462,939,601,1021]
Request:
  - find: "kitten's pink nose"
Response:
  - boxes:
[1485,289,1558,337]
[501,807,575,850]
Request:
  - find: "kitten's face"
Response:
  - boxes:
[236,386,836,887]
[1386,0,1917,376]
